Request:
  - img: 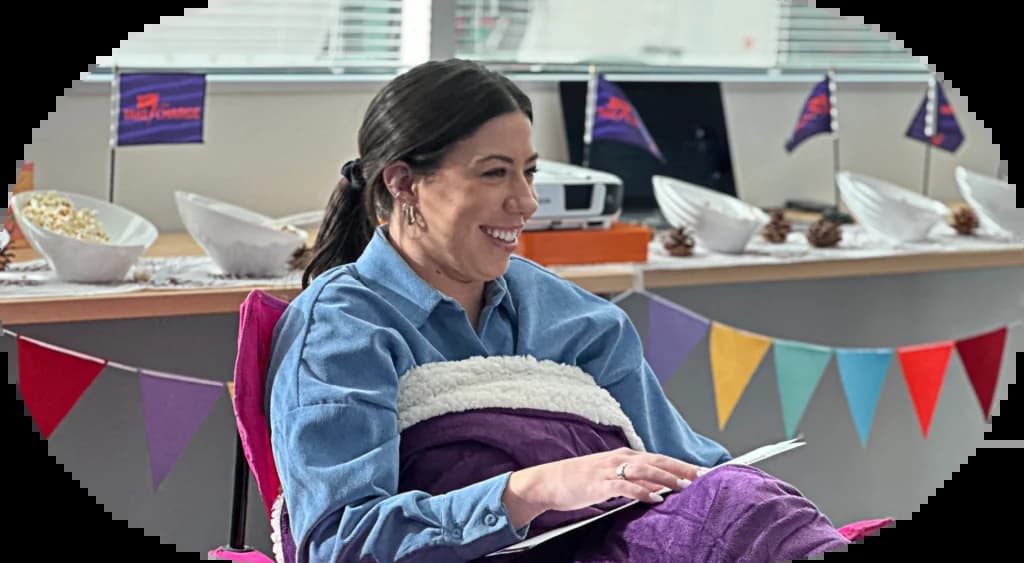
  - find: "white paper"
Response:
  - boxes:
[486,437,806,556]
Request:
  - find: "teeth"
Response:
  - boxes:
[484,228,518,243]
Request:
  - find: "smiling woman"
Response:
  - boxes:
[265,58,851,563]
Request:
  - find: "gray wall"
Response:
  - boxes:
[6,73,1019,557]
[5,266,1021,557]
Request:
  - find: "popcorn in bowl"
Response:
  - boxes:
[20,191,111,243]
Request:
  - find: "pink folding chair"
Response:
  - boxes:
[209,289,295,563]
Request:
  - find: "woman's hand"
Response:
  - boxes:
[501,448,706,529]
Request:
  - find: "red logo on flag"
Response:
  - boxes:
[122,92,202,124]
[796,94,829,131]
[597,96,640,128]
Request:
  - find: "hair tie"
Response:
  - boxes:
[341,159,366,191]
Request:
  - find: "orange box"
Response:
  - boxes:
[515,222,651,266]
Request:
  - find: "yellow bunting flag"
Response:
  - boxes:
[226,381,235,402]
[710,322,773,430]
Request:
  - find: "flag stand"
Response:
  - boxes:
[107,65,120,203]
[923,143,933,197]
[582,64,598,167]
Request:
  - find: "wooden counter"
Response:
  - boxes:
[2,231,1021,326]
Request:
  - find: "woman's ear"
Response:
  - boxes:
[382,161,416,204]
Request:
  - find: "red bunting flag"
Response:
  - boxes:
[955,326,1008,421]
[897,341,954,439]
[17,336,107,438]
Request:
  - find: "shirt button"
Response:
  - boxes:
[484,514,498,527]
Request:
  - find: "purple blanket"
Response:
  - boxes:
[272,356,855,562]
[398,407,850,563]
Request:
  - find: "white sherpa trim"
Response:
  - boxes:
[397,355,646,452]
[270,492,286,563]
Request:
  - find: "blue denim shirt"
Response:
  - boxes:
[267,226,731,562]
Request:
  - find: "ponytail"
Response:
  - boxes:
[302,160,375,288]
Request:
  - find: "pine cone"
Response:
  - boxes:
[806,218,842,248]
[761,210,792,243]
[289,245,313,271]
[662,226,696,257]
[951,207,979,235]
[0,246,13,271]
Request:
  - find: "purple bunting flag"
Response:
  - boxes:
[644,295,710,383]
[138,370,224,490]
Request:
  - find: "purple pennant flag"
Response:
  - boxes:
[905,80,964,152]
[117,73,206,146]
[593,76,665,161]
[784,75,833,152]
[139,370,224,490]
[644,295,710,384]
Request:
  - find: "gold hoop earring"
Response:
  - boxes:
[404,203,415,226]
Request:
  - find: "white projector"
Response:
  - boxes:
[526,159,624,231]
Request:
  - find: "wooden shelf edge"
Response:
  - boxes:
[2,248,1021,325]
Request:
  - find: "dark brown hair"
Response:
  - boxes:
[302,58,533,288]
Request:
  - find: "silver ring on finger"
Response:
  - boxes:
[616,462,631,480]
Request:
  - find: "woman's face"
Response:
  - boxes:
[405,111,539,283]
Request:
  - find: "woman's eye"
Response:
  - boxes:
[484,169,507,178]
[524,167,537,179]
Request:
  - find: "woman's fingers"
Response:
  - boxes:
[617,463,694,492]
[643,454,706,482]
[607,478,667,503]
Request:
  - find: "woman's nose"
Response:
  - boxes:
[504,187,539,219]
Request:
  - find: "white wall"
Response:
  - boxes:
[22,75,1002,233]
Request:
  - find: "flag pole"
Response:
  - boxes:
[922,74,937,197]
[582,64,598,167]
[827,68,840,210]
[107,64,120,203]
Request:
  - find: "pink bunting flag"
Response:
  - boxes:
[17,336,107,439]
[138,370,224,490]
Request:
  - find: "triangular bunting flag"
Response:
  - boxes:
[644,296,710,384]
[709,322,773,430]
[897,341,954,439]
[225,381,235,402]
[773,340,833,439]
[955,326,1007,421]
[836,348,893,447]
[17,336,107,439]
[139,370,224,490]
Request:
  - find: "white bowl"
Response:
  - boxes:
[175,191,309,277]
[10,190,158,282]
[954,166,1023,239]
[836,171,950,242]
[652,175,769,253]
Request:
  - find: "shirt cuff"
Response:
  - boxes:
[448,471,532,559]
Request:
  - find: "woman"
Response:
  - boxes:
[266,58,851,562]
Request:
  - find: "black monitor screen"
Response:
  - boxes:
[558,80,737,215]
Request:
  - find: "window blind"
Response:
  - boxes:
[94,0,411,73]
[775,0,926,72]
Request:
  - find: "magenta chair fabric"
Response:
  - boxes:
[234,289,288,522]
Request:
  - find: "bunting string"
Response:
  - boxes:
[613,288,1021,442]
[5,326,228,491]
[3,294,1020,493]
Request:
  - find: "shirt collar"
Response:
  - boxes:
[355,225,516,327]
